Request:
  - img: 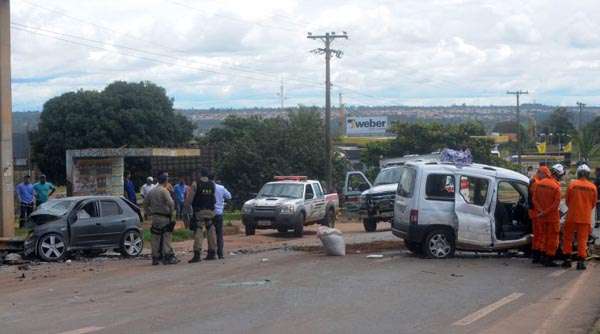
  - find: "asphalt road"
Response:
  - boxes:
[2,231,600,334]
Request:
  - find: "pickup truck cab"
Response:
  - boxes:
[242,176,339,237]
[392,160,532,258]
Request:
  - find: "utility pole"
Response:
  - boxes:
[507,90,528,169]
[576,101,585,161]
[576,102,585,131]
[307,31,348,190]
[0,0,14,238]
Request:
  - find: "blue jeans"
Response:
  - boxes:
[176,201,185,219]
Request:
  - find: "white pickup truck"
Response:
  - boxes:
[242,176,339,237]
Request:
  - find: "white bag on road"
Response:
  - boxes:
[317,226,346,256]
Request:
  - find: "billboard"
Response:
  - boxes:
[346,116,388,136]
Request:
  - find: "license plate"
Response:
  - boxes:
[257,220,271,227]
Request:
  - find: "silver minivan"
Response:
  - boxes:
[392,161,532,258]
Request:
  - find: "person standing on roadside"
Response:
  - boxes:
[141,177,156,199]
[594,167,600,222]
[174,179,188,220]
[528,165,551,264]
[144,172,179,265]
[212,174,232,259]
[33,174,56,207]
[533,164,565,267]
[186,169,217,263]
[124,172,137,204]
[562,164,598,270]
[16,175,35,228]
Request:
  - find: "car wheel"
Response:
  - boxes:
[293,213,305,237]
[405,241,422,255]
[245,223,256,236]
[37,233,67,262]
[120,230,144,257]
[321,208,336,228]
[277,226,288,234]
[363,218,377,232]
[422,229,455,259]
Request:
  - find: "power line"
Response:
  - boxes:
[18,1,323,87]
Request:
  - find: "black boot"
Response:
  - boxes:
[163,254,180,265]
[544,255,559,267]
[204,250,216,261]
[561,258,572,268]
[577,257,587,270]
[188,251,201,263]
[532,250,541,264]
[152,257,161,266]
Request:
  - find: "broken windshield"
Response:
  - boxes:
[258,183,304,199]
[374,167,404,186]
[34,199,76,216]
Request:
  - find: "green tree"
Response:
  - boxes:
[207,107,346,206]
[540,107,575,144]
[574,121,600,161]
[31,81,195,182]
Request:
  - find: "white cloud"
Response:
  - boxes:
[8,0,600,110]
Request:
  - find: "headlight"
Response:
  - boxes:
[242,205,252,214]
[279,204,295,214]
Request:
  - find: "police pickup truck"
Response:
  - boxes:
[242,176,339,237]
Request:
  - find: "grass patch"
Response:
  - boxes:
[143,228,193,242]
[224,211,241,221]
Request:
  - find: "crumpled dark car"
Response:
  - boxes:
[24,196,144,262]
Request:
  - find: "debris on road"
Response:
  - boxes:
[317,226,345,256]
[260,258,269,262]
[450,273,464,278]
[366,254,384,259]
[4,253,26,265]
[217,279,272,287]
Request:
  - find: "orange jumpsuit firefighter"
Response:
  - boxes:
[529,166,551,263]
[562,165,598,270]
[533,165,563,267]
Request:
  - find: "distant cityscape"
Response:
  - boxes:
[13,103,600,137]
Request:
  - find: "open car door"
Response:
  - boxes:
[455,174,494,248]
[343,171,372,215]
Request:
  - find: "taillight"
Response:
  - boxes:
[409,209,419,224]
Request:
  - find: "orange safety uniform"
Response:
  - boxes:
[529,167,551,252]
[533,176,562,257]
[562,179,598,258]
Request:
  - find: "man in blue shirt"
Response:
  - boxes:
[16,175,34,228]
[173,179,188,219]
[124,172,137,204]
[33,174,56,206]
[212,174,232,259]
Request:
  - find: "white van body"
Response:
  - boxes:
[392,161,532,258]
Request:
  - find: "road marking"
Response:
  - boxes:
[549,269,567,277]
[57,326,104,334]
[453,292,524,326]
[533,264,593,334]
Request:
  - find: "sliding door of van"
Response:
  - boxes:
[455,174,494,248]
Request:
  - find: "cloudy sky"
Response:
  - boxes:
[9,0,600,111]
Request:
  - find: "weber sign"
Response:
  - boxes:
[346,116,388,136]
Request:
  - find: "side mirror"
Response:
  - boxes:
[250,193,258,198]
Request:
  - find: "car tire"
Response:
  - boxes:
[37,233,67,262]
[422,229,455,259]
[363,218,377,232]
[245,223,256,236]
[321,208,336,228]
[277,226,288,234]
[293,213,305,237]
[120,230,144,257]
[405,241,422,255]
